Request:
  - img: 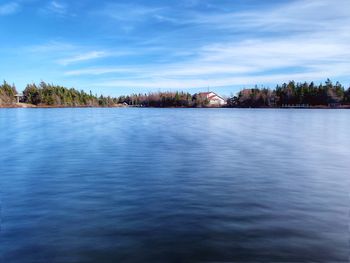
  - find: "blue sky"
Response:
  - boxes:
[0,0,349,96]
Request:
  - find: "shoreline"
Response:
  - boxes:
[0,103,127,109]
[1,104,349,109]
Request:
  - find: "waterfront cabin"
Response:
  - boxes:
[14,93,24,103]
[197,92,226,106]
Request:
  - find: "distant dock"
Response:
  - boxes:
[281,104,310,108]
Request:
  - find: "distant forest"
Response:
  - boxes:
[228,79,350,107]
[0,81,116,107]
[0,81,209,107]
[1,79,350,108]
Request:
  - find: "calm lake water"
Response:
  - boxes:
[0,108,349,262]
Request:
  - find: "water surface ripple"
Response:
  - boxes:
[1,108,349,262]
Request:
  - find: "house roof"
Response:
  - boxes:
[198,92,212,96]
[197,91,225,101]
[208,95,224,100]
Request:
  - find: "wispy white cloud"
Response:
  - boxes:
[49,1,66,14]
[0,2,20,16]
[64,67,134,76]
[92,2,188,28]
[25,41,136,67]
[96,3,163,22]
[41,1,68,16]
[27,41,76,53]
[86,73,323,90]
[58,51,109,65]
[65,32,350,89]
[69,0,350,91]
[87,65,350,90]
[64,63,254,78]
[189,0,349,33]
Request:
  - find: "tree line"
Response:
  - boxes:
[0,81,117,107]
[116,92,209,107]
[1,79,350,108]
[228,79,350,107]
[22,82,118,107]
[0,81,210,107]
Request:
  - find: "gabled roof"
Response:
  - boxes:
[208,95,224,100]
[197,91,225,101]
[197,92,212,96]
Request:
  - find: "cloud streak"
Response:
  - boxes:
[73,0,350,91]
[40,1,69,16]
[58,51,109,65]
[99,3,163,21]
[0,2,20,15]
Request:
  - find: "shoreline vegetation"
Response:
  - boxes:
[1,79,350,108]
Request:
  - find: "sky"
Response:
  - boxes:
[0,0,349,96]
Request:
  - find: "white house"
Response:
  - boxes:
[197,92,226,106]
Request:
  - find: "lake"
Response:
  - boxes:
[0,108,349,262]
